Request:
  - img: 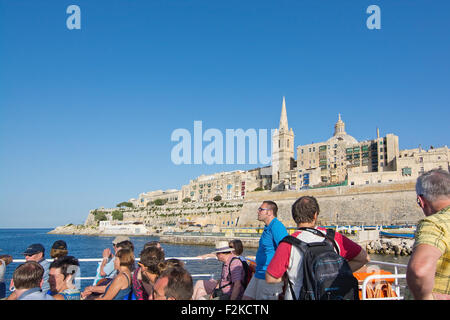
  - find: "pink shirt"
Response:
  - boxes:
[219,254,245,299]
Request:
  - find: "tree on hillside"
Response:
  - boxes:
[182,197,191,203]
[112,210,123,221]
[116,201,134,208]
[213,195,222,202]
[154,198,168,206]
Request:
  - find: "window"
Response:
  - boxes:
[287,139,289,148]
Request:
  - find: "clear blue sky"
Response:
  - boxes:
[0,0,449,228]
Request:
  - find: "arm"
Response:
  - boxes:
[95,274,125,300]
[407,244,441,300]
[265,271,283,284]
[229,280,242,300]
[100,249,112,277]
[347,248,370,272]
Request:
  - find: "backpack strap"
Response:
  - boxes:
[297,227,340,254]
[218,257,245,290]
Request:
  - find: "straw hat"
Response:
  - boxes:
[212,241,234,254]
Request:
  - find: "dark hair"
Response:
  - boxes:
[50,248,68,259]
[143,241,161,250]
[263,200,278,217]
[13,261,44,289]
[140,246,165,275]
[291,196,320,224]
[117,240,134,252]
[159,267,193,300]
[49,256,79,280]
[229,239,243,256]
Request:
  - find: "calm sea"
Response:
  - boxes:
[0,228,410,297]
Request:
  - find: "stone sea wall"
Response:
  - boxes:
[239,181,423,228]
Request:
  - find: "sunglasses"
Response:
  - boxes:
[417,195,423,207]
[258,207,271,212]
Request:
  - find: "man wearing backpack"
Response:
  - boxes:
[265,196,369,300]
[192,241,246,300]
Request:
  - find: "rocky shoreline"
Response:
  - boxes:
[366,238,414,256]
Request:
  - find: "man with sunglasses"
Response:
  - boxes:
[92,236,130,286]
[242,200,288,300]
[407,169,450,300]
[22,243,50,293]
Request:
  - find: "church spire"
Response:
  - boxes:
[279,96,289,131]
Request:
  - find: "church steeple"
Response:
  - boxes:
[279,96,289,132]
[334,113,346,136]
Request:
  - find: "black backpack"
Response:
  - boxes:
[218,257,251,292]
[280,227,359,300]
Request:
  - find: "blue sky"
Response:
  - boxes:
[0,0,449,228]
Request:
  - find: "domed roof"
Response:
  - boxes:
[326,113,358,145]
[327,133,358,145]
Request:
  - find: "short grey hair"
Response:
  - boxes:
[416,169,450,202]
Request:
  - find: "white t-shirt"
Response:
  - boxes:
[0,260,6,283]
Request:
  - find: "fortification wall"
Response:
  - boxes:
[238,181,424,228]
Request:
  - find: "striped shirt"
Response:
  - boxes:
[414,205,450,295]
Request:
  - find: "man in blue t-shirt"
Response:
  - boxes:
[243,200,288,300]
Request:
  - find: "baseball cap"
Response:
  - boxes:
[23,243,45,256]
[51,240,67,250]
[112,236,130,245]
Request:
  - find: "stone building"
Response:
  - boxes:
[130,189,182,207]
[270,98,447,190]
[180,167,271,203]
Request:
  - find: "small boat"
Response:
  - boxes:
[380,231,415,239]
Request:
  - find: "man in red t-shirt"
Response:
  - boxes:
[266,196,369,300]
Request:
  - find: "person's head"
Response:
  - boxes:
[229,239,243,256]
[291,196,320,226]
[50,240,68,259]
[49,256,79,293]
[116,240,134,253]
[212,241,234,263]
[257,200,278,224]
[114,248,135,272]
[22,243,45,262]
[138,246,165,284]
[144,241,163,252]
[13,261,44,290]
[152,267,193,300]
[416,169,450,216]
[112,236,130,253]
[0,254,13,266]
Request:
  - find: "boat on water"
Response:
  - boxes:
[379,231,415,239]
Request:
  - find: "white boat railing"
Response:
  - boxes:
[10,257,216,283]
[360,260,408,300]
[9,258,409,300]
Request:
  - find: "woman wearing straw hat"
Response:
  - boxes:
[192,241,245,300]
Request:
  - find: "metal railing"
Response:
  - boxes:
[8,258,408,300]
[9,256,215,285]
[360,260,408,300]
